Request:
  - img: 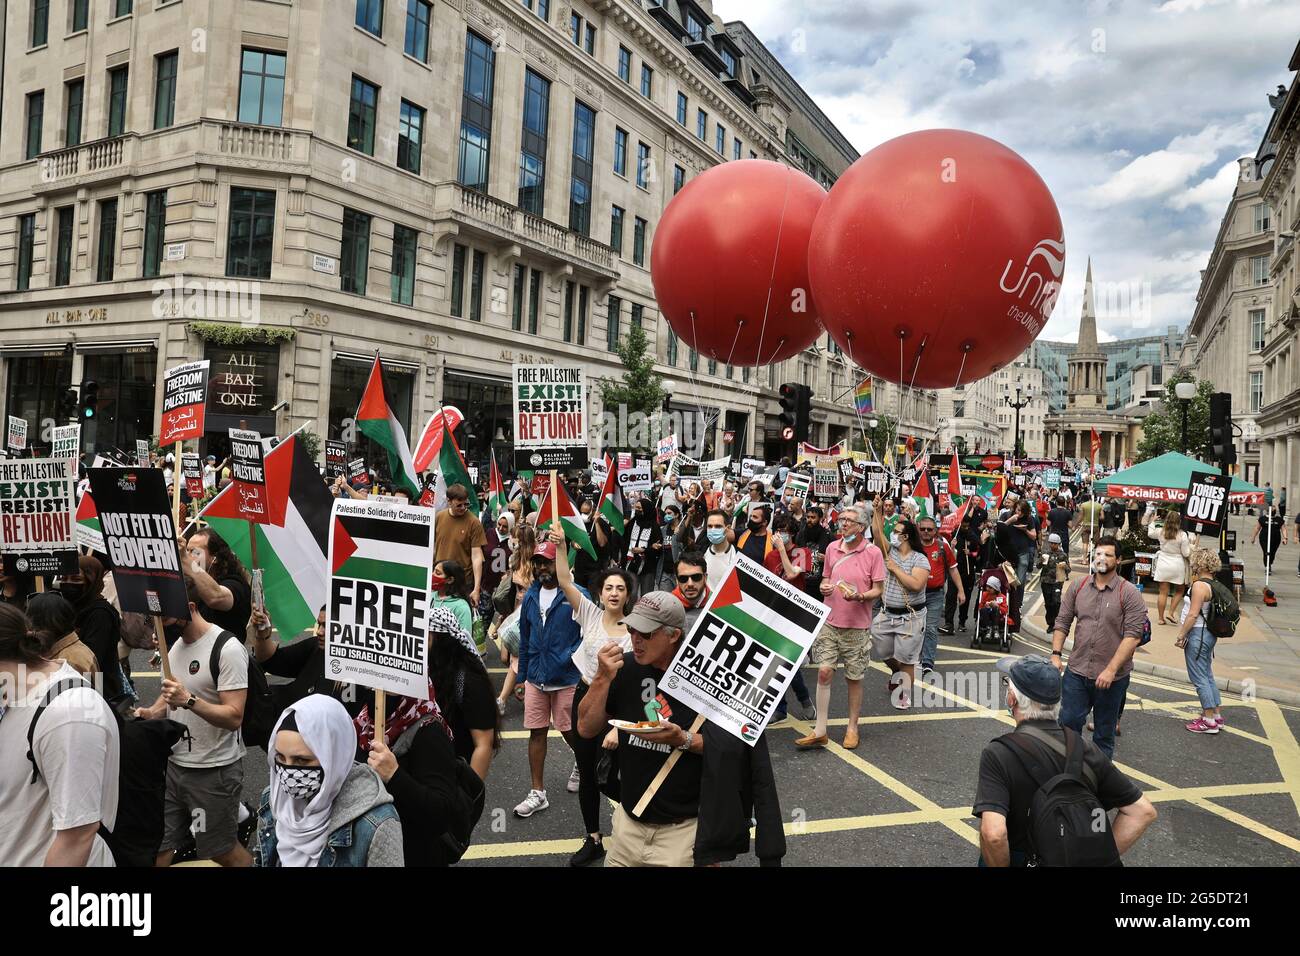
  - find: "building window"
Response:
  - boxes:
[1252,255,1269,286]
[71,0,88,32]
[25,92,43,160]
[618,46,632,83]
[569,101,595,236]
[562,281,589,345]
[613,127,628,176]
[451,247,485,321]
[451,245,466,317]
[610,205,624,256]
[716,124,726,155]
[31,0,49,46]
[16,215,35,292]
[607,296,621,351]
[636,142,650,189]
[633,216,647,266]
[54,206,73,287]
[143,190,167,278]
[341,208,371,295]
[1250,370,1263,412]
[686,12,706,41]
[347,76,379,155]
[356,0,384,36]
[518,69,550,216]
[64,80,83,148]
[528,268,542,334]
[458,31,495,193]
[563,280,575,342]
[1254,203,1271,233]
[720,47,736,77]
[226,188,276,279]
[673,165,685,194]
[114,0,133,16]
[708,358,718,376]
[570,12,582,45]
[666,326,678,366]
[96,198,118,282]
[153,51,178,130]
[470,249,485,321]
[584,24,596,55]
[391,225,418,305]
[676,92,687,125]
[954,400,965,418]
[520,0,548,23]
[512,264,525,332]
[641,64,653,98]
[631,302,643,328]
[238,49,286,127]
[405,0,432,61]
[1251,308,1266,352]
[107,67,129,137]
[697,108,707,141]
[397,100,425,174]
[734,138,742,161]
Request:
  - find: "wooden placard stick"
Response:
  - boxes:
[374,689,386,745]
[171,440,184,524]
[151,614,174,683]
[631,713,707,818]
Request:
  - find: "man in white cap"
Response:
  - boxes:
[1038,532,1070,631]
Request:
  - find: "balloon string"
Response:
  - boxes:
[753,171,794,381]
[845,334,875,467]
[721,321,745,370]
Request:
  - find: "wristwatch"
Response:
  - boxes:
[1050,650,1062,657]
[677,731,694,752]
[184,694,198,710]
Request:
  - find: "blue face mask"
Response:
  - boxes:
[707,527,727,544]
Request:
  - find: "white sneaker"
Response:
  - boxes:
[514,789,549,817]
[567,764,581,793]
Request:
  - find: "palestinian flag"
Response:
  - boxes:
[486,451,508,519]
[536,480,596,559]
[200,429,332,638]
[595,453,625,536]
[75,491,105,553]
[330,509,432,591]
[355,355,420,497]
[432,420,479,515]
[948,449,963,499]
[710,562,823,664]
[912,467,935,520]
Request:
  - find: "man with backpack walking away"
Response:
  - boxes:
[1050,537,1148,758]
[974,655,1157,867]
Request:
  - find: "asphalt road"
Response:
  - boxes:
[127,609,1300,867]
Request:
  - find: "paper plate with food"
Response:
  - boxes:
[609,718,673,734]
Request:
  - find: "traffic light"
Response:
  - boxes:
[794,384,813,443]
[1208,392,1234,468]
[779,383,798,437]
[79,381,99,421]
[58,388,78,422]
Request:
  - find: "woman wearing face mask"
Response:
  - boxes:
[661,505,684,589]
[552,522,634,866]
[870,509,932,711]
[0,566,36,611]
[253,695,404,867]
[430,561,475,653]
[59,555,131,713]
[624,499,663,598]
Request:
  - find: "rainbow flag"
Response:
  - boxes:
[854,378,873,415]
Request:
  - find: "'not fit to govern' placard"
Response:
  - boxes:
[512,364,587,471]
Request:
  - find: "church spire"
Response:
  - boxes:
[1075,258,1100,355]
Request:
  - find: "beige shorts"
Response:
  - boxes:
[605,804,698,867]
[809,623,871,680]
[871,609,925,665]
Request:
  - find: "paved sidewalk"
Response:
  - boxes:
[1021,512,1300,705]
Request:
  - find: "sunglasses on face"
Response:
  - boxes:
[676,573,704,583]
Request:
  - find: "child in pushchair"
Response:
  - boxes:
[971,569,1013,651]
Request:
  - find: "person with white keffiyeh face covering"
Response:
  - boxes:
[252,695,404,867]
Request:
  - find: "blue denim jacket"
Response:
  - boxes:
[516,582,586,687]
[253,764,403,867]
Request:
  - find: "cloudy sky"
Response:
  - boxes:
[711,0,1300,344]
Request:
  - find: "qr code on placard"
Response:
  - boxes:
[146,590,161,614]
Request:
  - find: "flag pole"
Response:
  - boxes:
[374,690,386,746]
[172,440,183,524]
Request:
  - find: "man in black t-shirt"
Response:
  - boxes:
[973,655,1156,866]
[576,591,702,867]
[1046,498,1074,546]
[182,528,252,638]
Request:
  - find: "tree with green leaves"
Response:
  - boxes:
[597,321,664,454]
[1134,375,1214,463]
[850,414,897,462]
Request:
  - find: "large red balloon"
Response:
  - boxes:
[651,160,826,366]
[808,130,1064,389]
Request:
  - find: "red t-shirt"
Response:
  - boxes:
[764,546,810,592]
[921,538,956,591]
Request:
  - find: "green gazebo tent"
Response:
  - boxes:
[1093,452,1266,505]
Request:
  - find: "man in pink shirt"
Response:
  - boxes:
[796,506,885,751]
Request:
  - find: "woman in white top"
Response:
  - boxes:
[1143,507,1194,625]
[551,522,633,867]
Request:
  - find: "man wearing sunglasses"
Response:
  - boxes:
[671,552,711,632]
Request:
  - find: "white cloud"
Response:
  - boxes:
[1169,158,1245,214]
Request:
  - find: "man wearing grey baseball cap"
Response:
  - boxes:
[972,654,1155,867]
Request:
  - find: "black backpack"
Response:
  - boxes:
[392,715,486,865]
[210,630,279,750]
[1199,579,1241,639]
[994,725,1121,868]
[28,676,186,867]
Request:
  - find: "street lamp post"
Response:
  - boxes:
[866,416,879,460]
[1005,386,1031,460]
[1175,380,1197,454]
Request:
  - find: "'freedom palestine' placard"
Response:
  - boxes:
[159,360,210,445]
[326,499,436,699]
[512,364,587,471]
[661,555,828,745]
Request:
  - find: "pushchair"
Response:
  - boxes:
[971,567,1013,652]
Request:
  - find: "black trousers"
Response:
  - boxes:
[1042,582,1062,631]
[944,568,976,627]
[571,681,604,836]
